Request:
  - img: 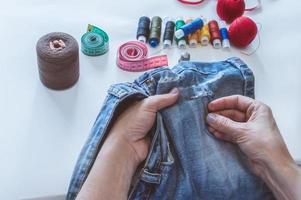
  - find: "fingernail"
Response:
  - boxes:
[169,88,178,95]
[206,113,216,124]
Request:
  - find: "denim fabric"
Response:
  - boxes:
[67,57,275,200]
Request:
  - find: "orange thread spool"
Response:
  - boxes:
[186,18,200,48]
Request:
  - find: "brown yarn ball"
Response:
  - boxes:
[36,32,79,90]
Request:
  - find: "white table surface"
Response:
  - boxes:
[1,0,301,199]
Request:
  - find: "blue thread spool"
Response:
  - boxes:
[174,18,204,39]
[219,20,230,49]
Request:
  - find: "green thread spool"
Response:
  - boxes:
[81,24,109,56]
[149,16,162,48]
[175,18,187,49]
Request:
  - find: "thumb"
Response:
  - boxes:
[206,113,243,138]
[144,88,179,111]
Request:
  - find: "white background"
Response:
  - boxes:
[0,0,300,199]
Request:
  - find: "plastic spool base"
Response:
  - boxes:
[201,36,209,46]
[177,40,187,49]
[222,39,231,49]
[149,38,159,48]
[213,39,222,49]
[138,36,147,43]
[189,39,198,48]
[163,40,172,49]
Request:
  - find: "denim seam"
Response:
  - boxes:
[128,115,162,199]
[226,58,255,98]
[136,67,170,86]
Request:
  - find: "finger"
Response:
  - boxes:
[208,95,254,113]
[207,126,234,143]
[206,113,244,139]
[143,88,179,111]
[213,109,246,122]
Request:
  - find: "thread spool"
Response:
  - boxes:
[149,16,162,48]
[136,16,150,43]
[175,17,187,49]
[175,17,204,39]
[208,20,222,49]
[186,18,199,48]
[36,32,79,90]
[163,19,175,49]
[81,24,109,56]
[219,20,230,49]
[199,24,210,46]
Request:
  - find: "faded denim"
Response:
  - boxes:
[67,57,275,200]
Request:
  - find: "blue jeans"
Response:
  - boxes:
[67,57,274,200]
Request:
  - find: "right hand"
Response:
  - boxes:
[206,95,295,177]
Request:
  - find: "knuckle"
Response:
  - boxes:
[218,117,230,127]
[239,124,250,133]
[142,97,153,108]
[253,100,262,108]
[260,103,273,115]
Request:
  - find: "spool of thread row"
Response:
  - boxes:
[175,17,204,39]
[208,20,222,49]
[149,16,162,48]
[136,16,150,43]
[219,20,230,49]
[163,19,175,49]
[81,24,109,56]
[186,18,199,48]
[175,17,187,49]
[36,32,79,90]
[199,24,210,46]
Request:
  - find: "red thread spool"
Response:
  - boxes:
[217,0,245,23]
[208,20,222,49]
[228,16,257,48]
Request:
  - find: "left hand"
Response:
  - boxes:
[109,88,179,165]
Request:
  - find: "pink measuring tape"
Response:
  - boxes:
[117,41,168,72]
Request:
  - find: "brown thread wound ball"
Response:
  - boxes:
[36,32,79,90]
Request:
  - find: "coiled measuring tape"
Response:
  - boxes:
[117,41,168,72]
[81,24,109,56]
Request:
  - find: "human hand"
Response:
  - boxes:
[206,95,295,177]
[108,88,179,166]
[77,89,179,200]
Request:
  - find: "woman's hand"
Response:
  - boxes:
[206,95,292,175]
[109,88,179,165]
[77,88,179,200]
[206,95,301,200]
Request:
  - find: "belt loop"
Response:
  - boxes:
[140,169,162,184]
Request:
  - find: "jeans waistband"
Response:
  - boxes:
[133,57,254,98]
